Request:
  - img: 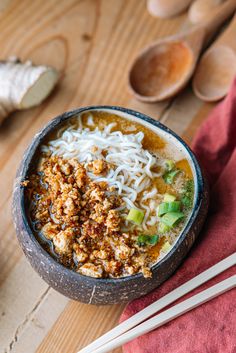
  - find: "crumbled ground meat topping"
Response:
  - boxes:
[26,155,153,278]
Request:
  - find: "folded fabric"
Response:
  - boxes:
[120,78,236,353]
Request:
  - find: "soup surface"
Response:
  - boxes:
[24,111,194,278]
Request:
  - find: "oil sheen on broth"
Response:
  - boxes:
[25,111,194,279]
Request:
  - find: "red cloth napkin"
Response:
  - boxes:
[120,79,236,353]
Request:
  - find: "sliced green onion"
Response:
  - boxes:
[168,201,181,212]
[162,241,172,252]
[163,169,180,184]
[137,234,159,246]
[163,193,176,202]
[158,201,181,216]
[158,203,169,216]
[165,159,175,171]
[158,222,170,234]
[161,211,184,227]
[126,208,144,225]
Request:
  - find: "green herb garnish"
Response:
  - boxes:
[162,159,181,185]
[181,195,192,208]
[163,169,180,184]
[165,160,175,171]
[181,179,194,209]
[137,234,159,247]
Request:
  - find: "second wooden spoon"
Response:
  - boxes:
[193,14,236,102]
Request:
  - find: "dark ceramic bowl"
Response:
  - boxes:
[13,106,209,305]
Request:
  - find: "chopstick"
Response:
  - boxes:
[90,275,236,353]
[78,252,236,353]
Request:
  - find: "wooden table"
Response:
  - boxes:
[0,1,215,352]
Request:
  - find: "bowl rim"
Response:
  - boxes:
[18,105,204,284]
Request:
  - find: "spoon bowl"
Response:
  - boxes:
[193,45,236,102]
[193,13,236,102]
[129,40,195,102]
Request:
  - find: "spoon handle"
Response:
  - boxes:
[201,0,236,47]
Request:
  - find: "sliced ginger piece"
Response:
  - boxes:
[0,56,59,124]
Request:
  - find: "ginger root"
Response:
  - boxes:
[0,57,59,125]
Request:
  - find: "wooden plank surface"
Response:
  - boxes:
[0,1,216,353]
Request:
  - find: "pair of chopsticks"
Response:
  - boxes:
[78,253,236,353]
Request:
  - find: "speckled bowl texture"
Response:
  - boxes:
[12,106,209,305]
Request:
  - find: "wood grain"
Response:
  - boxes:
[0,0,182,286]
[0,1,217,353]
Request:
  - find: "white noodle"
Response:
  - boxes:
[142,188,158,201]
[147,216,158,226]
[41,115,163,229]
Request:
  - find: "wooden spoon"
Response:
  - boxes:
[193,14,236,101]
[147,0,193,19]
[128,0,236,103]
[189,0,226,24]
